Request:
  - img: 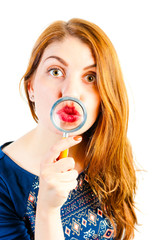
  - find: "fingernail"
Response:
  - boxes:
[73,136,82,141]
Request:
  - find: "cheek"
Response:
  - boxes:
[85,92,101,123]
[89,90,101,112]
[33,84,57,120]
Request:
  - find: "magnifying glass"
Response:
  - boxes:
[50,96,87,159]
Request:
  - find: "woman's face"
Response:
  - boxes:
[29,36,101,136]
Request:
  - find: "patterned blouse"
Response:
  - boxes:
[0,143,115,239]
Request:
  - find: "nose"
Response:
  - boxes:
[60,78,81,99]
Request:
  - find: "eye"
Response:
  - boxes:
[49,68,63,77]
[84,73,96,83]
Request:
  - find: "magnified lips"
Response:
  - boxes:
[56,105,81,122]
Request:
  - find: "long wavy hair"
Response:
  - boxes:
[20,18,137,239]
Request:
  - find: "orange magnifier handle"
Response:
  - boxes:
[59,148,68,159]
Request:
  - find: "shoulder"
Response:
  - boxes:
[0,141,37,183]
[0,141,36,180]
[0,143,37,216]
[0,148,34,239]
[1,134,40,176]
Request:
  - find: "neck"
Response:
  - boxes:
[28,124,62,155]
[25,124,84,173]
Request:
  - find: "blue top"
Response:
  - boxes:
[0,142,115,240]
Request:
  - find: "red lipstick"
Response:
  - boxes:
[56,105,81,123]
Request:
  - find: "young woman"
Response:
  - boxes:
[0,18,137,239]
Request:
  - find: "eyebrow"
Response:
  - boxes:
[44,56,96,70]
[83,63,96,70]
[44,56,68,66]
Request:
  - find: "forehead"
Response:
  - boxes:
[41,36,95,66]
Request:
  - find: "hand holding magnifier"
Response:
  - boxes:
[50,97,87,159]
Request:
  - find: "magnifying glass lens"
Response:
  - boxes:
[50,97,87,134]
[52,100,84,131]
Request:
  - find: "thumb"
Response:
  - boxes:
[43,135,82,164]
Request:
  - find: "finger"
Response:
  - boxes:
[53,157,76,173]
[46,169,78,182]
[43,136,82,164]
[41,158,77,175]
[56,181,78,197]
[59,169,79,181]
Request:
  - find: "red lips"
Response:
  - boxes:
[56,105,81,122]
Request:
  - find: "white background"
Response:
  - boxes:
[0,0,159,239]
